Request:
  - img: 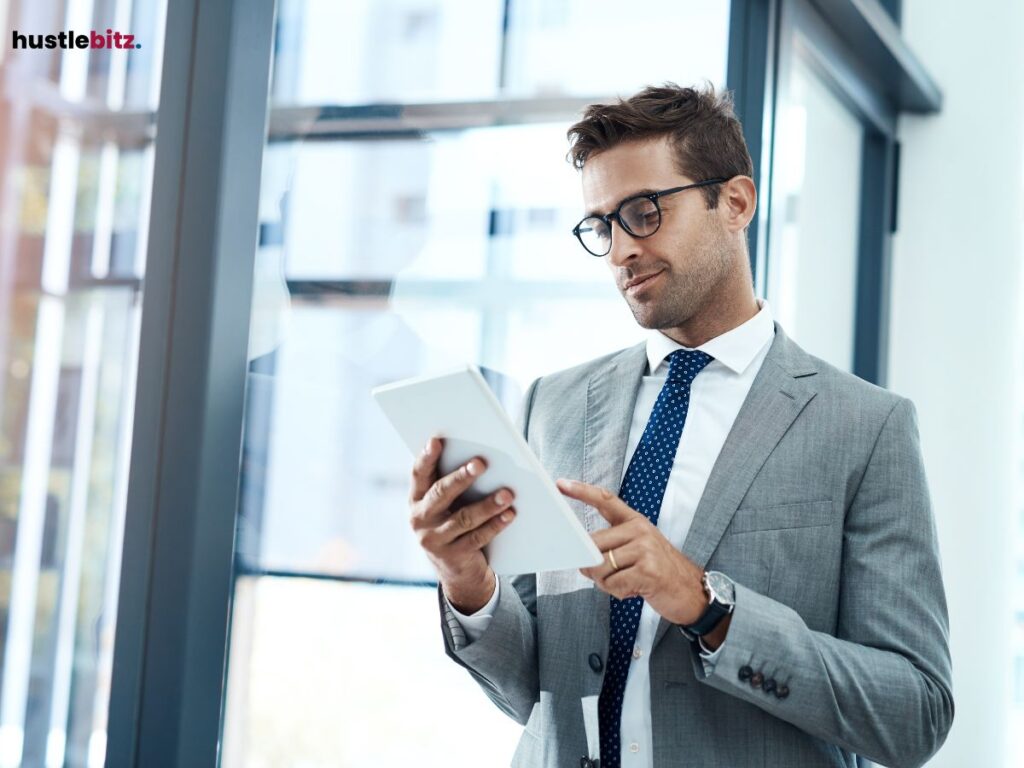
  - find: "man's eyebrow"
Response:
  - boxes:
[584,188,660,218]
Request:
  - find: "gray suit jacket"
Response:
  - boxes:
[440,323,953,768]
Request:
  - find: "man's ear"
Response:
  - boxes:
[719,176,757,233]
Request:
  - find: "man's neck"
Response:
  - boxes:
[661,288,759,349]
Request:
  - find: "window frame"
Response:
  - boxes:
[104,0,940,765]
[103,0,275,765]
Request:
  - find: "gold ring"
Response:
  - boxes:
[608,549,620,572]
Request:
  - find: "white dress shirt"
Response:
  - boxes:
[448,299,776,768]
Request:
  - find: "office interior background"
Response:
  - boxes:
[0,0,1020,766]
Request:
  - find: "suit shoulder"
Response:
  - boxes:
[801,350,908,418]
[533,344,640,392]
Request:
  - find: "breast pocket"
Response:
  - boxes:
[727,499,835,534]
[717,499,841,630]
[711,500,836,583]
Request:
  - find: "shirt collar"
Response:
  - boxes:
[645,298,775,376]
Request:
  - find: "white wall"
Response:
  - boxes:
[889,2,1024,766]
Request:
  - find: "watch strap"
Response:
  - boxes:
[688,599,730,634]
[677,597,731,642]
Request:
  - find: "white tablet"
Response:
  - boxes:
[372,366,603,575]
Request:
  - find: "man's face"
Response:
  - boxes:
[580,136,736,331]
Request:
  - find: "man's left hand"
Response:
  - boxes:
[556,478,713,631]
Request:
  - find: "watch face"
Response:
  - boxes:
[706,571,735,604]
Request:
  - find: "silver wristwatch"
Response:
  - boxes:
[677,570,736,642]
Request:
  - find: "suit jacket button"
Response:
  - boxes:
[763,678,777,694]
[588,653,603,673]
[738,665,753,681]
[775,684,790,699]
[750,672,764,689]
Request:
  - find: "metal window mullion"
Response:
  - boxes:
[0,95,622,145]
[89,292,142,764]
[104,0,275,766]
[727,0,779,293]
[265,96,618,141]
[852,132,896,386]
[808,0,937,111]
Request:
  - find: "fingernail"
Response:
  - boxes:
[466,460,480,476]
[495,490,511,505]
[501,510,514,523]
[423,440,432,455]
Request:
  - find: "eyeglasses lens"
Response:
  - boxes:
[576,197,663,256]
[578,217,611,256]
[620,198,660,236]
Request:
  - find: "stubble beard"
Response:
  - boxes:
[625,226,734,331]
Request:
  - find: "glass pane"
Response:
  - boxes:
[224,1,731,764]
[270,0,729,105]
[0,2,165,766]
[267,124,601,283]
[765,53,864,373]
[222,578,521,767]
[503,0,730,100]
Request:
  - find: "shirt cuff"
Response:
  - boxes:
[444,574,499,644]
[697,635,726,676]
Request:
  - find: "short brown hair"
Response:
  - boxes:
[566,83,753,208]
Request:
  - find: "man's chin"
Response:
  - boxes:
[627,303,668,330]
[626,299,693,332]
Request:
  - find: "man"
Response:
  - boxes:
[407,84,953,767]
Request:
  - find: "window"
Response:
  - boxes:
[220,1,731,764]
[765,51,863,373]
[0,2,166,766]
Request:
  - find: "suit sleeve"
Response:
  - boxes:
[444,575,500,644]
[438,377,542,725]
[692,397,954,768]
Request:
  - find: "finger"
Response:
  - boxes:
[596,566,645,601]
[555,478,637,525]
[451,505,517,553]
[435,488,515,544]
[580,548,616,581]
[580,541,640,582]
[409,436,444,503]
[590,522,643,553]
[414,454,488,527]
[580,550,616,582]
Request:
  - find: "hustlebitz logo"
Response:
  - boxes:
[12,29,141,50]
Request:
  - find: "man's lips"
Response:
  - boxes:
[624,270,665,292]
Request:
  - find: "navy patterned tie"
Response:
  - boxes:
[598,348,714,767]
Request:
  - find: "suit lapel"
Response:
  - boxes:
[652,324,819,647]
[581,342,648,506]
[582,342,648,635]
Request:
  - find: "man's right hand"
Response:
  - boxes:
[409,436,516,614]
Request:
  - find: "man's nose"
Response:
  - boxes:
[605,219,644,267]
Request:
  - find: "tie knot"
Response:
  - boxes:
[666,349,714,384]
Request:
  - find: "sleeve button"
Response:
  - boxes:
[737,665,753,681]
[775,684,790,699]
[763,678,777,694]
[750,672,764,689]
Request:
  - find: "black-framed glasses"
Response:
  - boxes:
[571,178,728,257]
